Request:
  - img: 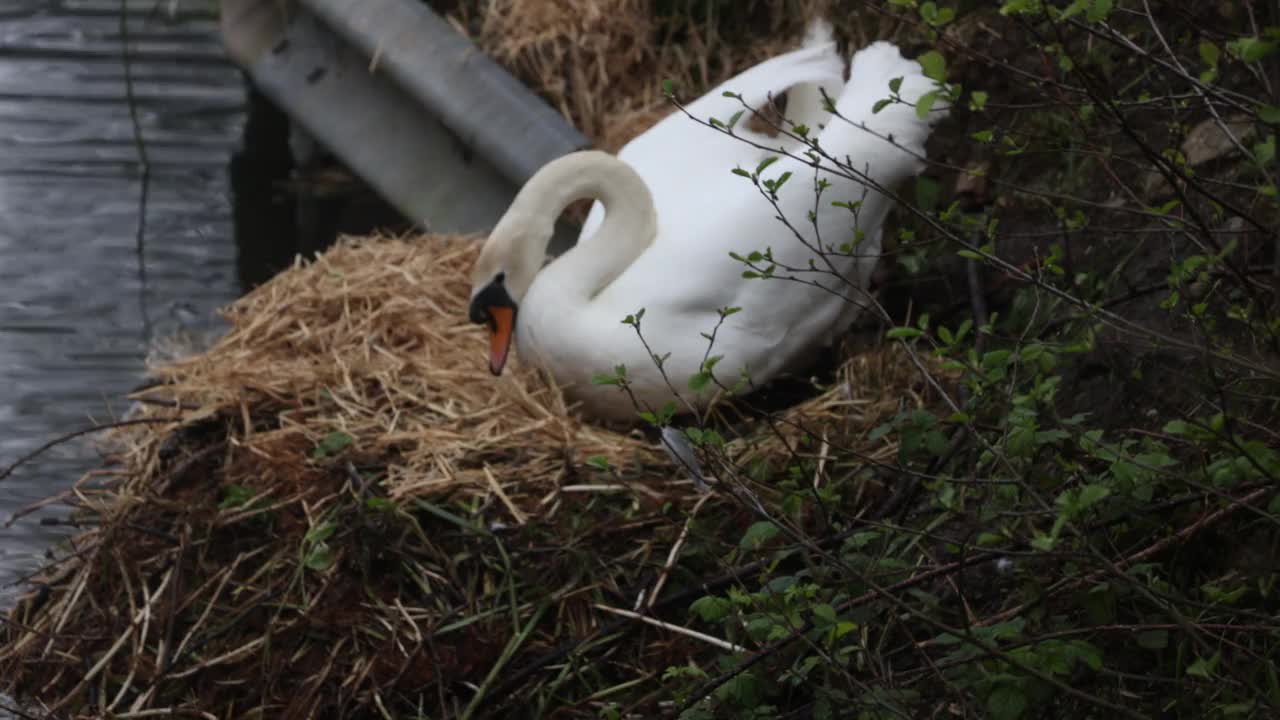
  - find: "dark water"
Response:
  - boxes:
[0,0,244,609]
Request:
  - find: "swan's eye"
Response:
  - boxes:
[469,275,517,328]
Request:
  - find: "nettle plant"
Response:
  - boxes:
[585,2,1279,718]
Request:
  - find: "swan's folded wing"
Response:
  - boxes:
[580,41,846,242]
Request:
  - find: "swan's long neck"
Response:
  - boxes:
[500,151,658,302]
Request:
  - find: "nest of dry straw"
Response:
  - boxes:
[0,234,941,717]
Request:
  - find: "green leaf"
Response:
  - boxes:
[311,431,354,459]
[688,371,713,392]
[1137,629,1168,650]
[916,90,940,119]
[1199,41,1220,69]
[1228,37,1277,64]
[1086,0,1112,21]
[1254,134,1276,165]
[1076,483,1111,511]
[922,2,955,26]
[1007,426,1036,458]
[304,543,335,572]
[365,497,395,512]
[305,520,338,545]
[1060,0,1088,19]
[219,485,256,510]
[812,603,837,626]
[915,174,940,212]
[689,595,732,622]
[969,90,989,111]
[886,327,923,340]
[739,521,780,550]
[977,532,1004,546]
[657,400,678,425]
[868,423,893,442]
[592,364,627,386]
[1000,0,1041,15]
[586,455,611,471]
[888,76,904,94]
[1065,639,1104,671]
[872,98,893,114]
[716,672,762,707]
[1259,105,1280,124]
[1186,653,1219,679]
[917,50,947,82]
[987,685,1027,720]
[756,156,779,174]
[660,78,674,96]
[1030,533,1057,551]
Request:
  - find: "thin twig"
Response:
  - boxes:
[594,603,745,653]
[0,418,182,484]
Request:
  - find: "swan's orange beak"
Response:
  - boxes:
[470,275,517,376]
[486,305,515,376]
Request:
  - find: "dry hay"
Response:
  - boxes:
[449,0,835,153]
[0,233,946,717]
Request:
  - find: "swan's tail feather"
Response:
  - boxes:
[824,42,948,181]
[711,42,843,143]
[772,17,843,140]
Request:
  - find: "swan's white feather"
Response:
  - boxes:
[517,36,946,421]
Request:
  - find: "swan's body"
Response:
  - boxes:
[470,29,945,422]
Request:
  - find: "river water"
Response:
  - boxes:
[0,0,244,610]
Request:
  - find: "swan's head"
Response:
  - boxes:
[469,219,547,375]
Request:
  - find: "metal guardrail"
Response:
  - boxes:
[220,0,589,235]
[302,0,587,184]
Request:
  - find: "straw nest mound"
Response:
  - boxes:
[0,234,942,717]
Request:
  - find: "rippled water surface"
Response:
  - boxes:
[0,0,244,611]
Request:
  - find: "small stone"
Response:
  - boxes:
[1181,116,1255,168]
[1144,116,1255,198]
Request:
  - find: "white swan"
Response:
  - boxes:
[469,29,946,422]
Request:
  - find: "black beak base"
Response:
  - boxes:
[469,276,517,328]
